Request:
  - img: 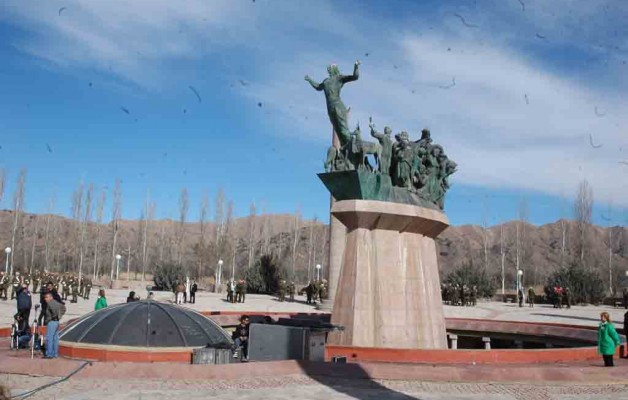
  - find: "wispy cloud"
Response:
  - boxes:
[2,0,627,206]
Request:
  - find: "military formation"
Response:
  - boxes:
[0,270,92,302]
[441,284,478,307]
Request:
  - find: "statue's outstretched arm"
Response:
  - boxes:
[341,61,360,83]
[305,75,324,91]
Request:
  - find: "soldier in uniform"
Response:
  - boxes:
[528,286,536,308]
[318,279,328,302]
[563,287,571,309]
[288,281,296,302]
[23,273,31,293]
[0,271,8,300]
[451,284,459,306]
[470,285,478,306]
[71,278,79,303]
[278,280,286,302]
[83,278,93,299]
[61,275,70,301]
[10,272,21,300]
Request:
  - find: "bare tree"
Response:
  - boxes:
[307,217,315,281]
[605,203,614,295]
[79,184,93,282]
[247,202,257,270]
[197,192,209,279]
[290,208,301,280]
[214,189,226,263]
[512,198,530,288]
[10,169,27,275]
[0,168,5,205]
[482,203,489,273]
[43,195,56,270]
[560,198,568,268]
[500,220,506,298]
[225,201,234,278]
[260,206,272,256]
[574,180,593,266]
[29,216,39,274]
[140,192,154,282]
[177,188,189,266]
[71,180,85,273]
[92,189,106,279]
[110,180,122,282]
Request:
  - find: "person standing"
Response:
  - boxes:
[598,312,621,367]
[43,291,62,359]
[94,289,108,311]
[16,283,32,325]
[10,272,21,300]
[563,287,572,309]
[190,281,197,304]
[288,282,296,302]
[527,287,535,308]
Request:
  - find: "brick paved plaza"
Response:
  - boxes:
[2,289,628,399]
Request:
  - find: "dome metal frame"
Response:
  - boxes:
[60,300,233,349]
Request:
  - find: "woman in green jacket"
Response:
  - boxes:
[598,312,621,367]
[94,289,108,311]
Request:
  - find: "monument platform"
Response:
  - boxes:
[328,199,449,349]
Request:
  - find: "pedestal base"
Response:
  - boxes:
[328,200,449,349]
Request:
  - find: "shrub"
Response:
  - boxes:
[445,261,497,298]
[153,263,186,291]
[544,263,605,305]
[245,254,285,294]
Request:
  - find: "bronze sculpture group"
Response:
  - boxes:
[306,61,457,210]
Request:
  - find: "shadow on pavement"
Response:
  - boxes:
[297,361,419,399]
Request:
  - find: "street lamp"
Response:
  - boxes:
[4,247,11,274]
[215,259,223,293]
[517,269,524,293]
[316,264,322,281]
[115,254,122,280]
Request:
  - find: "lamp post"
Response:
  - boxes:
[215,259,223,293]
[517,269,524,294]
[115,254,122,280]
[4,247,11,274]
[316,264,322,281]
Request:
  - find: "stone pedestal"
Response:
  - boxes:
[328,200,449,349]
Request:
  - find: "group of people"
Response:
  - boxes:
[7,271,111,359]
[226,280,247,303]
[10,280,67,358]
[173,280,198,304]
[0,270,93,303]
[550,284,572,309]
[301,280,327,305]
[441,284,478,307]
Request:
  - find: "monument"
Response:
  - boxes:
[306,61,457,349]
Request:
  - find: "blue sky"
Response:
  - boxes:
[0,0,626,227]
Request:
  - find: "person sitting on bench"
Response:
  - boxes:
[232,315,250,362]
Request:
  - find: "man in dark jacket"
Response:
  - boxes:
[16,283,32,325]
[232,315,250,361]
[38,282,63,326]
[190,281,197,304]
[43,291,62,359]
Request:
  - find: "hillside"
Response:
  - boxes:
[0,210,625,290]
